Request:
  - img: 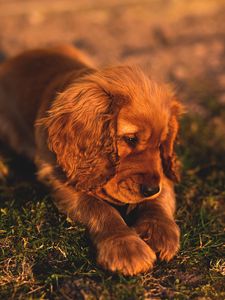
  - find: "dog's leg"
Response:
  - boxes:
[51,181,156,275]
[133,179,180,261]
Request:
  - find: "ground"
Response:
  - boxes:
[0,0,225,299]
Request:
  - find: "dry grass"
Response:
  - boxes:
[0,1,225,299]
[0,97,224,299]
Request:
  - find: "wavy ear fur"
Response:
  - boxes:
[160,100,183,182]
[40,76,125,191]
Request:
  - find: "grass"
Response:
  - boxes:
[0,94,225,299]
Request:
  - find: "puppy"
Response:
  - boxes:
[0,45,182,275]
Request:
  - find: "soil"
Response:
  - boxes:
[0,1,225,299]
[0,0,225,113]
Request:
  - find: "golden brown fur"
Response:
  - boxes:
[0,45,182,275]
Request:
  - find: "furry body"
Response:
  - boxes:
[0,45,181,275]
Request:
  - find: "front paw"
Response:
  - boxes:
[96,234,156,276]
[134,218,180,261]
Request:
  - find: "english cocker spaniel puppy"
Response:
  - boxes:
[0,45,182,275]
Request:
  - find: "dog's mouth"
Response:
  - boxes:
[90,188,125,205]
[89,175,162,205]
[92,186,160,205]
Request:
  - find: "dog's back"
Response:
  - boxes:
[0,45,91,158]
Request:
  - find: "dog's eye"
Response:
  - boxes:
[123,135,138,147]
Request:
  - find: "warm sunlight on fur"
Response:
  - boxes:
[0,45,182,275]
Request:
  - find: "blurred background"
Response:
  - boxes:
[0,1,225,299]
[0,0,225,114]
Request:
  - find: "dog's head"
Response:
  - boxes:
[42,66,182,204]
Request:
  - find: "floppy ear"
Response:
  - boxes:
[160,101,183,182]
[39,80,122,191]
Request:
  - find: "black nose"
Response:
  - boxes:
[140,185,160,198]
